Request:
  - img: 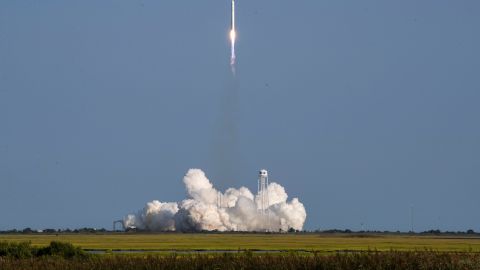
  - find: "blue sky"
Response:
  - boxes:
[1,0,479,231]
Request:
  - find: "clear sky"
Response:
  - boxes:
[1,0,479,232]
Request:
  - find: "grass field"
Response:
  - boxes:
[1,233,480,252]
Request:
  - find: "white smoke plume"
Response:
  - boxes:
[124,169,306,232]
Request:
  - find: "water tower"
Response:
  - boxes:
[258,169,270,215]
[258,169,271,231]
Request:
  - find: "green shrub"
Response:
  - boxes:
[36,241,87,258]
[0,241,34,259]
[0,241,87,259]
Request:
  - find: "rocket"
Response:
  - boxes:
[230,0,236,68]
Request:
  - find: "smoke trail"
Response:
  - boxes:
[230,0,236,75]
[210,74,239,190]
[124,169,307,232]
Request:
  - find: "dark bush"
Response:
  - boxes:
[0,241,34,259]
[0,241,86,259]
[36,241,87,258]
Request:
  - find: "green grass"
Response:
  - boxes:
[2,251,480,270]
[1,233,480,252]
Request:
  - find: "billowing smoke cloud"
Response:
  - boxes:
[124,169,306,232]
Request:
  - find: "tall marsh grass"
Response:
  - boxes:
[1,249,480,270]
[1,241,480,269]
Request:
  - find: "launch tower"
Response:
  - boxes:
[258,169,271,231]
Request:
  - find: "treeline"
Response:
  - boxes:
[0,227,108,234]
[318,229,479,235]
[0,227,478,235]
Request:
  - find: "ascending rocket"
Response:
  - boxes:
[230,0,236,70]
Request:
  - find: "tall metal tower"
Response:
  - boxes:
[258,169,270,231]
[217,191,224,208]
[258,169,269,214]
[113,220,125,231]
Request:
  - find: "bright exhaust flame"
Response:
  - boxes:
[230,29,236,68]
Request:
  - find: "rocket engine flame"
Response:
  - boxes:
[230,30,236,67]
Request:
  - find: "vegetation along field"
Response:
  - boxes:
[1,233,480,252]
[2,234,480,269]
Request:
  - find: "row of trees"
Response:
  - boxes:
[317,229,478,235]
[0,228,107,234]
[0,227,477,235]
